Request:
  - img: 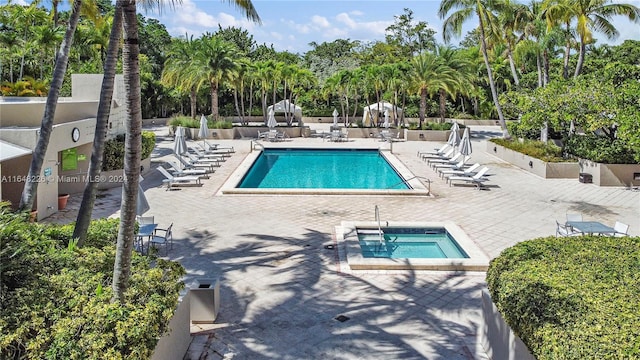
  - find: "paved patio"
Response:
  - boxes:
[45,124,640,359]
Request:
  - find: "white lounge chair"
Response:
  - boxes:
[184,152,222,166]
[421,147,454,161]
[175,155,218,172]
[166,162,210,178]
[417,143,451,158]
[432,156,470,171]
[428,152,462,167]
[440,163,481,179]
[189,146,227,159]
[448,166,490,189]
[556,220,583,237]
[157,167,202,189]
[204,140,234,153]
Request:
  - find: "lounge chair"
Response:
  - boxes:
[417,143,451,158]
[448,166,490,189]
[440,163,480,179]
[184,152,222,166]
[428,152,462,167]
[204,140,234,153]
[166,162,210,178]
[189,146,227,159]
[193,143,232,157]
[556,220,583,237]
[432,156,470,171]
[421,147,454,161]
[157,166,202,189]
[330,130,347,142]
[175,155,218,172]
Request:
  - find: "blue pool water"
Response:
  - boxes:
[238,149,409,189]
[358,228,469,259]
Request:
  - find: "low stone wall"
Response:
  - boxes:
[579,159,640,187]
[235,126,302,139]
[151,293,191,360]
[488,142,579,179]
[345,128,402,139]
[480,290,535,360]
[97,157,152,190]
[405,129,465,142]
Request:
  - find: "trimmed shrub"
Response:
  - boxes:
[102,131,156,171]
[0,203,185,359]
[491,138,573,163]
[486,235,640,359]
[565,134,637,164]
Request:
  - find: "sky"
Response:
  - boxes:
[6,0,640,55]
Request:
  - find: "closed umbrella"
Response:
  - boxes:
[198,114,209,148]
[136,175,150,215]
[267,108,277,129]
[447,122,461,148]
[383,109,390,129]
[174,126,187,157]
[332,108,339,128]
[459,127,472,156]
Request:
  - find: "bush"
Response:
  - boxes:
[0,203,185,359]
[491,138,573,162]
[211,120,233,129]
[486,235,640,359]
[102,131,156,171]
[168,116,199,129]
[565,134,638,164]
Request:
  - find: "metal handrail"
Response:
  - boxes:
[374,205,383,245]
[386,175,431,194]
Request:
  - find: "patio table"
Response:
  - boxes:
[136,223,158,254]
[566,221,616,235]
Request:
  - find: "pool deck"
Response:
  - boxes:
[44,124,640,359]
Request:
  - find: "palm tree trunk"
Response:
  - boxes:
[419,87,427,128]
[112,0,143,304]
[543,50,550,86]
[563,23,571,79]
[19,0,83,212]
[438,88,446,123]
[574,39,585,78]
[536,53,542,88]
[73,3,123,247]
[190,86,196,118]
[211,82,219,120]
[506,46,520,87]
[478,10,510,138]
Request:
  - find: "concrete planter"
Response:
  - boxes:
[405,129,464,142]
[345,128,402,139]
[480,290,535,360]
[97,157,152,190]
[206,128,235,140]
[488,142,579,179]
[578,159,640,187]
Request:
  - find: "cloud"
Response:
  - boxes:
[310,15,330,28]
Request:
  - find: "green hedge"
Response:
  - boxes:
[486,235,640,359]
[490,138,574,163]
[565,134,637,164]
[102,131,156,171]
[0,204,185,359]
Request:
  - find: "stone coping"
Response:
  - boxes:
[340,221,490,271]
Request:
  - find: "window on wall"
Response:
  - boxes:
[61,148,78,171]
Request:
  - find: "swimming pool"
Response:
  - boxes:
[358,228,469,259]
[340,221,489,271]
[221,147,430,195]
[238,149,408,189]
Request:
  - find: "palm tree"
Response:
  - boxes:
[409,52,460,126]
[73,1,123,248]
[542,0,577,79]
[162,35,201,118]
[439,0,512,138]
[494,0,533,87]
[18,0,83,212]
[191,34,240,120]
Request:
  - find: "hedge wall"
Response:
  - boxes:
[0,204,185,359]
[102,131,156,171]
[486,235,640,359]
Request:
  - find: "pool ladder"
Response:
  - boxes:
[374,205,384,247]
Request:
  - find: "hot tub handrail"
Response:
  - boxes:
[375,205,383,246]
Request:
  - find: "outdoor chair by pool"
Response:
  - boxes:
[330,130,347,142]
[428,152,463,168]
[175,155,218,172]
[432,156,470,171]
[440,163,480,179]
[150,223,173,255]
[193,143,232,157]
[448,166,490,189]
[566,213,583,223]
[184,153,222,166]
[204,140,234,153]
[556,220,584,237]
[610,221,629,237]
[417,143,451,158]
[157,166,202,189]
[421,147,454,161]
[189,146,227,159]
[166,162,210,178]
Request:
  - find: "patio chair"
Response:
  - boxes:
[267,129,279,142]
[611,221,629,237]
[166,162,210,177]
[157,167,202,189]
[135,215,155,253]
[556,220,584,237]
[193,143,232,157]
[175,155,218,172]
[448,166,490,189]
[150,223,173,255]
[440,163,480,179]
[432,156,470,171]
[421,147,454,161]
[189,146,227,159]
[566,213,583,222]
[204,140,234,153]
[184,152,222,166]
[428,152,463,168]
[417,143,451,158]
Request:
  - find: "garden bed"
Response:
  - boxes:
[488,142,579,179]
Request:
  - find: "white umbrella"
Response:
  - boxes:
[198,115,209,148]
[447,122,461,148]
[459,127,472,156]
[174,126,187,157]
[136,175,150,215]
[267,108,277,129]
[383,109,390,129]
[332,108,339,127]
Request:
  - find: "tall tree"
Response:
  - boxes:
[385,8,437,56]
[440,0,512,138]
[73,1,123,247]
[409,52,459,126]
[18,0,83,212]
